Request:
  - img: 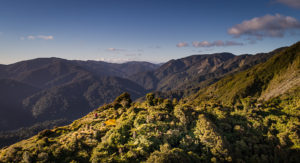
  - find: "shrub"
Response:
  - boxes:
[38,129,54,139]
[146,144,200,163]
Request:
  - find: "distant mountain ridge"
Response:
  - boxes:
[0,58,160,88]
[131,48,285,100]
[0,59,158,133]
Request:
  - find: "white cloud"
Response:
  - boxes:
[277,0,300,8]
[176,42,189,48]
[22,35,54,40]
[36,35,54,40]
[192,40,243,48]
[228,14,300,39]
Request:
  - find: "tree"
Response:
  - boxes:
[113,92,132,108]
[146,93,155,106]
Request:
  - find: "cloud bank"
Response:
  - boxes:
[176,42,189,48]
[192,40,243,48]
[228,14,300,39]
[277,0,300,8]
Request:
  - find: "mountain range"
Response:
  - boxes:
[0,41,298,162]
[0,43,296,150]
[133,47,285,100]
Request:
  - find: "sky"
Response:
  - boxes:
[0,0,299,64]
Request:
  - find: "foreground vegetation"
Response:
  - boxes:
[0,91,299,162]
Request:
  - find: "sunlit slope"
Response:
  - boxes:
[0,90,299,162]
[192,41,300,105]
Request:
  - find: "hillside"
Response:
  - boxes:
[74,60,159,79]
[0,42,299,162]
[0,79,40,131]
[0,58,157,123]
[22,75,147,122]
[0,58,151,130]
[0,119,69,148]
[191,42,300,106]
[131,53,234,91]
[0,59,157,147]
[130,49,281,96]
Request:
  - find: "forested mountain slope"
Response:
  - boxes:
[131,48,284,98]
[0,79,40,131]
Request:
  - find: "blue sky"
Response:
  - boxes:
[0,0,299,64]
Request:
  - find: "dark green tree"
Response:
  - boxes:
[146,93,155,106]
